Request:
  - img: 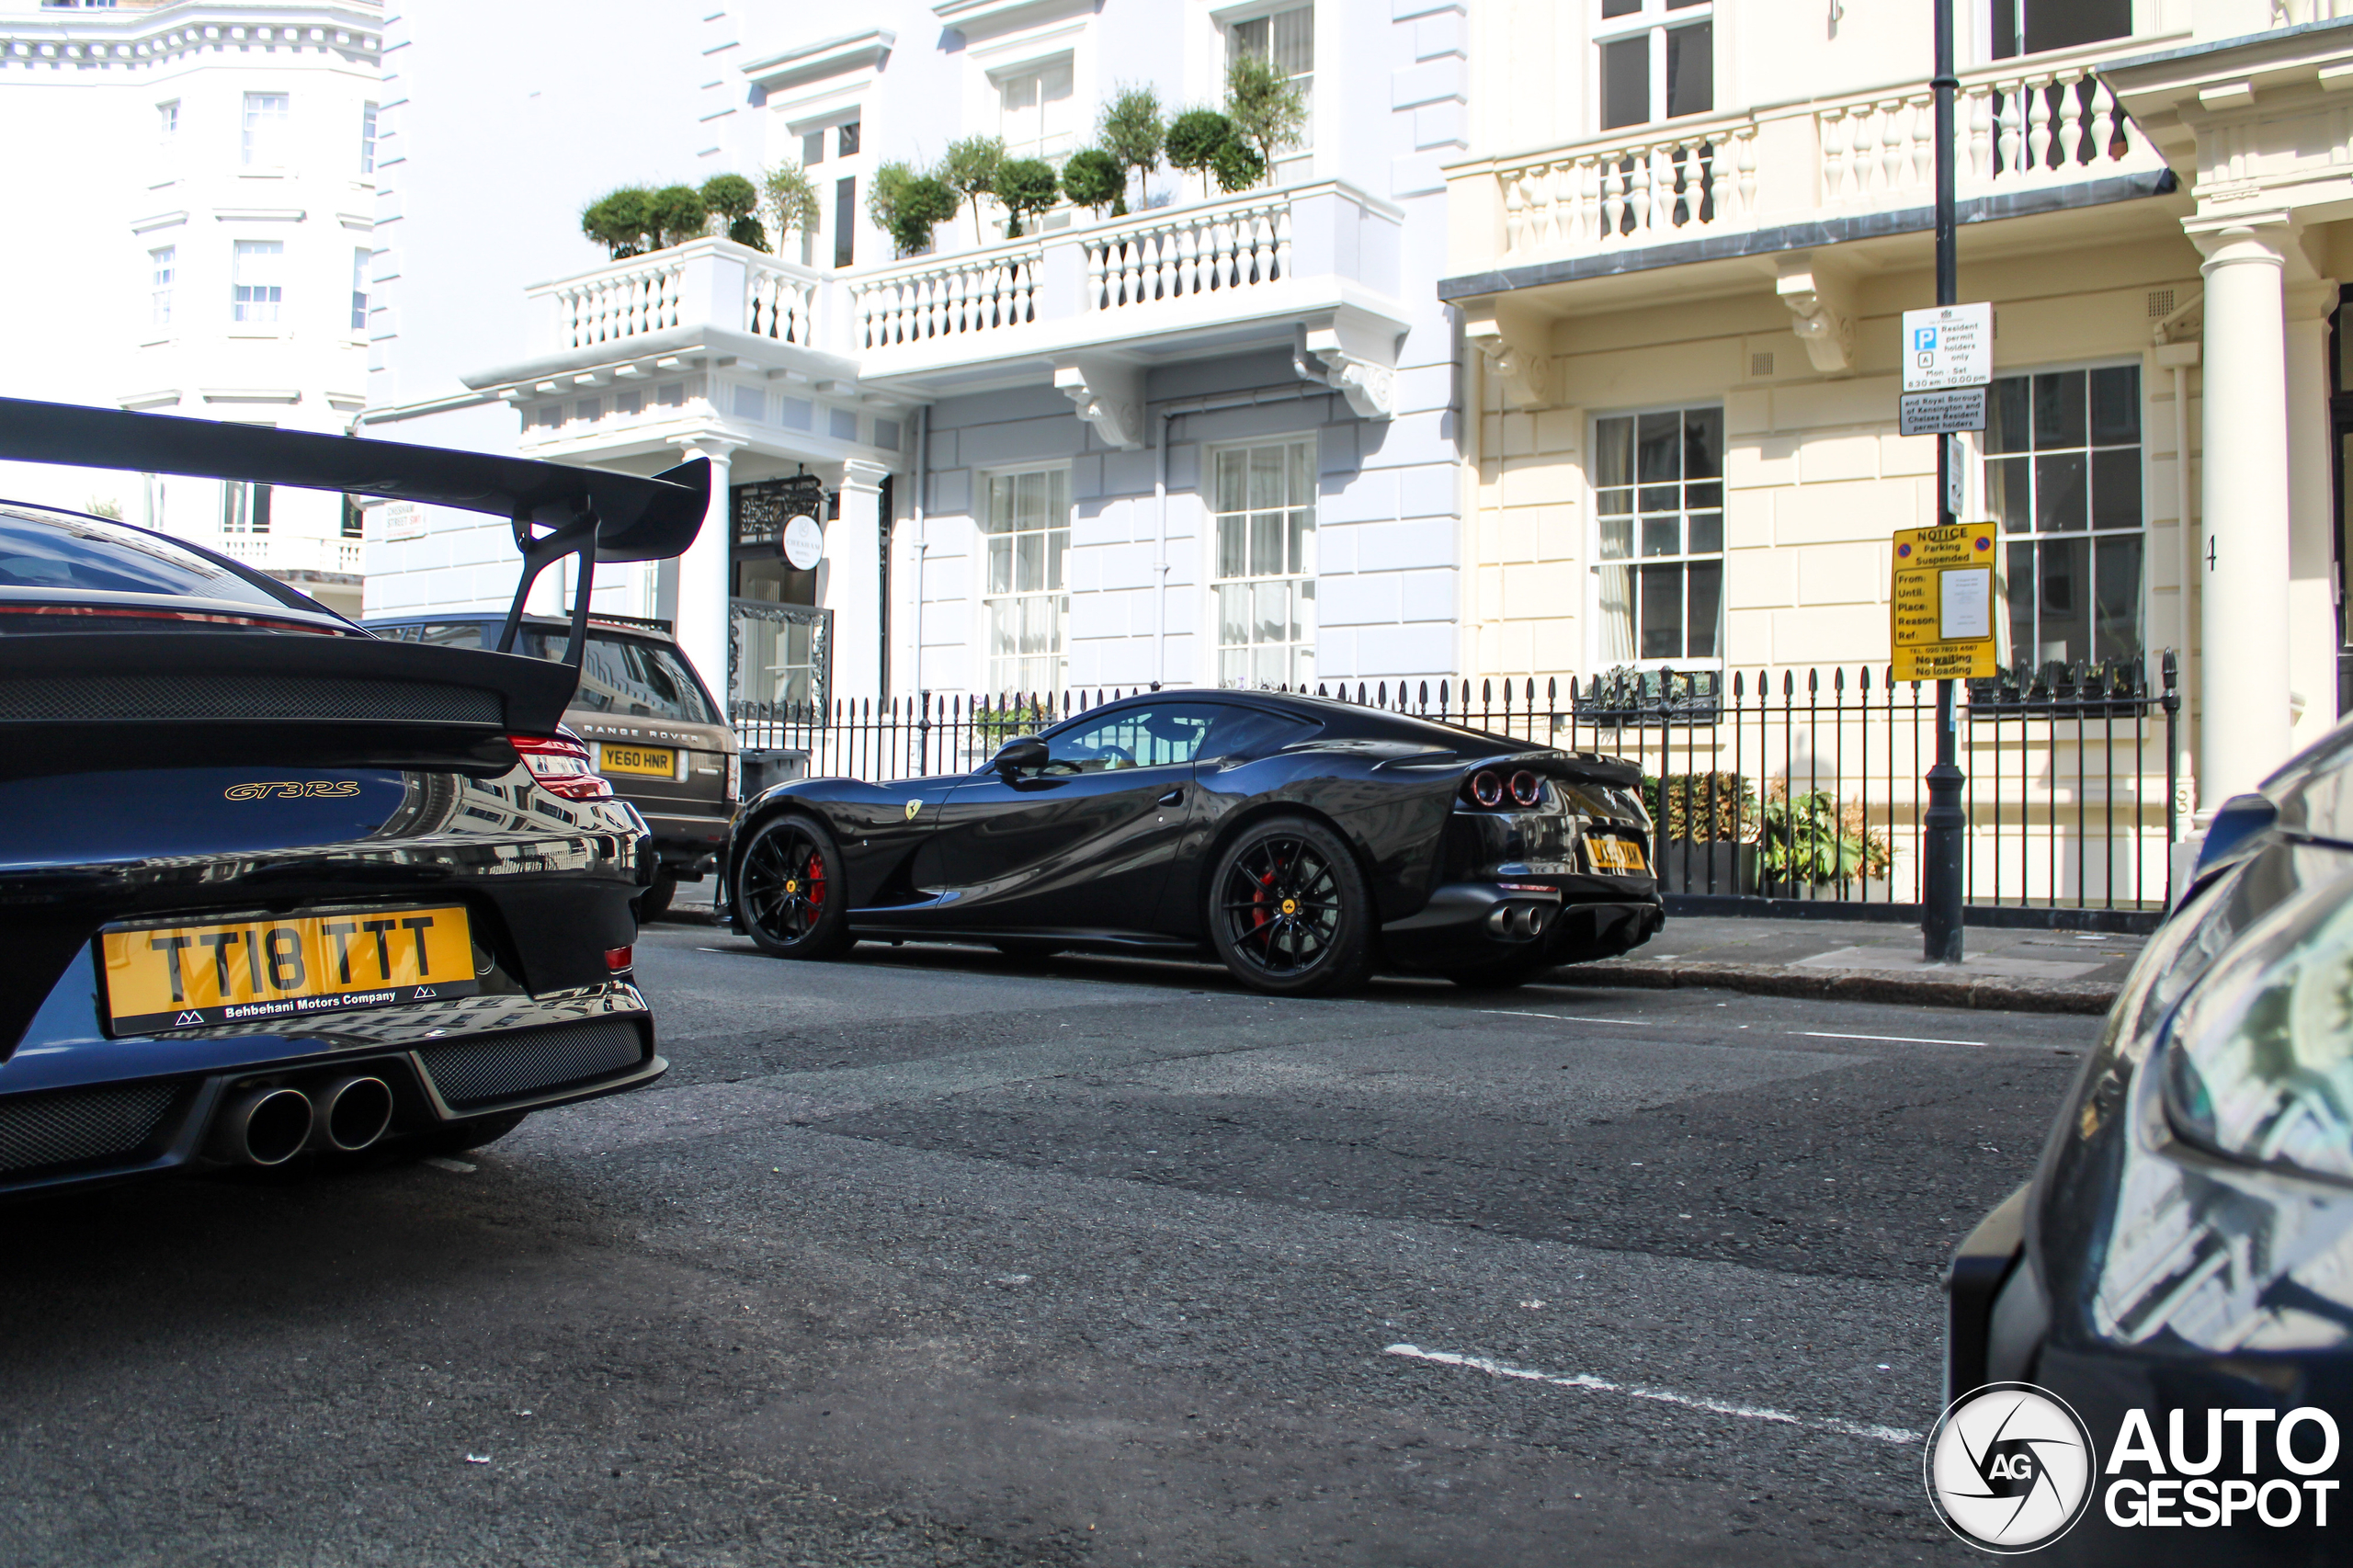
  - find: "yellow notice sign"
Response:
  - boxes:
[1891,521,1999,681]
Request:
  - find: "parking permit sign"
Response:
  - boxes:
[1891,521,1998,681]
[1902,302,1993,393]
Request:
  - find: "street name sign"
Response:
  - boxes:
[1901,301,1993,393]
[1899,387,1986,436]
[1891,521,1998,681]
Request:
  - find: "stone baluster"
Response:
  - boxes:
[1965,85,1992,182]
[1995,84,2023,180]
[1906,93,1935,189]
[1625,149,1652,237]
[2060,72,2090,168]
[1503,170,1529,254]
[1818,108,1847,205]
[1085,239,1106,311]
[1879,99,1906,192]
[1600,155,1625,240]
[1273,202,1292,279]
[1153,225,1176,299]
[1706,138,1731,226]
[1735,128,1758,218]
[1173,222,1197,296]
[2026,76,2053,176]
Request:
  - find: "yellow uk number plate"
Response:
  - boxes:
[600,744,675,778]
[99,904,478,1034]
[1586,836,1649,874]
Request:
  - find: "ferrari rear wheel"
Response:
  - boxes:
[1208,816,1374,997]
[734,814,854,960]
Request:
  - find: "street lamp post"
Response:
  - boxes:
[1921,0,1967,964]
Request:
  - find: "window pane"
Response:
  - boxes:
[988,535,1012,595]
[2036,536,2089,664]
[1686,561,1722,657]
[1600,35,1650,131]
[1256,580,1286,644]
[2093,534,2142,664]
[836,121,860,156]
[1218,512,1245,579]
[1287,508,1313,575]
[1597,514,1633,561]
[1016,470,1045,530]
[1250,511,1283,576]
[1682,405,1722,480]
[1687,510,1723,554]
[1269,6,1314,75]
[1602,0,1640,14]
[2026,0,2131,53]
[1249,445,1285,510]
[2090,448,2141,531]
[1047,528,1067,591]
[1635,410,1681,483]
[1220,583,1248,645]
[2033,369,2086,449]
[1985,377,2031,454]
[1595,416,1634,488]
[1639,563,1684,660]
[834,176,856,268]
[2089,364,2140,445]
[1987,455,2032,532]
[1685,480,1722,510]
[2006,539,2035,660]
[1597,565,1634,662]
[1016,528,1043,592]
[802,130,824,166]
[1642,515,1680,557]
[1289,441,1313,508]
[2035,452,2087,532]
[1217,449,1245,516]
[1665,22,1712,119]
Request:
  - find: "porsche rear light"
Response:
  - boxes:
[510,729,613,801]
[1509,770,1544,807]
[605,945,633,972]
[1467,770,1505,808]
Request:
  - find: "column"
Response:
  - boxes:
[2286,282,2339,752]
[670,434,743,711]
[2190,219,2295,806]
[825,459,889,704]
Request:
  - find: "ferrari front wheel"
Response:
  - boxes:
[734,814,854,960]
[1208,815,1374,997]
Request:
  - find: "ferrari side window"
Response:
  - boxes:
[1041,705,1222,773]
[1202,706,1317,761]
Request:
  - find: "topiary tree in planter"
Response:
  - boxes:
[1209,135,1266,194]
[647,185,710,249]
[1059,148,1124,219]
[763,161,820,248]
[868,162,959,256]
[581,187,655,258]
[1225,51,1305,182]
[1097,83,1164,216]
[937,135,1005,240]
[700,173,766,251]
[995,157,1061,237]
[1166,108,1234,200]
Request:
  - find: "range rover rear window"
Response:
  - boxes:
[392,621,722,725]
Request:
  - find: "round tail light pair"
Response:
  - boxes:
[1467,769,1545,809]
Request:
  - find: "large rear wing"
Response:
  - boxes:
[0,397,708,668]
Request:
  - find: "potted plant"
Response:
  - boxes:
[700,173,766,251]
[763,161,820,254]
[1097,84,1164,215]
[995,157,1061,237]
[1643,771,1758,895]
[937,135,1005,244]
[1756,787,1893,900]
[1060,148,1125,220]
[1224,51,1305,186]
[868,162,959,256]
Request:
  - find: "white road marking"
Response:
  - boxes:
[1479,1010,1654,1026]
[1797,1029,1985,1047]
[1382,1344,1920,1445]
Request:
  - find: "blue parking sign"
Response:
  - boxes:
[1914,326,1938,353]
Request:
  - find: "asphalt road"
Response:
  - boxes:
[0,929,2102,1566]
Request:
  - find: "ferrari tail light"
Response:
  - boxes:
[1509,770,1544,807]
[510,729,613,801]
[1467,769,1505,808]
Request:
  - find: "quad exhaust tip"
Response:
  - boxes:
[309,1076,394,1153]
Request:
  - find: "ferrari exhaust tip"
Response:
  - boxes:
[212,1086,313,1166]
[308,1076,395,1153]
[1485,902,1552,941]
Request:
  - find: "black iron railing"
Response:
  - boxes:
[734,652,2180,919]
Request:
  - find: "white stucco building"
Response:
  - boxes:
[358,0,1466,724]
[0,0,381,617]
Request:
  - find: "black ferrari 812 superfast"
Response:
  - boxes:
[0,398,707,1196]
[725,691,1662,994]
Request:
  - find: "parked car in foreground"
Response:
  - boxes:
[366,611,739,921]
[724,689,1661,995]
[1947,722,2353,1562]
[0,397,706,1196]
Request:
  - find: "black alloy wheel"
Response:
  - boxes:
[1208,815,1374,996]
[734,814,855,959]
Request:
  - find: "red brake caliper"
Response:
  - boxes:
[806,850,825,907]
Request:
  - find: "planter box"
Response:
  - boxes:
[1658,839,1756,896]
[1753,872,1891,903]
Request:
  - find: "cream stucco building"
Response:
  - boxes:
[1445,0,2353,833]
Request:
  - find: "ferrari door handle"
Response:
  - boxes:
[1158,788,1185,805]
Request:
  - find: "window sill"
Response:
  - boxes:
[237,168,290,180]
[139,335,176,347]
[227,329,289,340]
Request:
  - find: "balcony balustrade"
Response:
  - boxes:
[529,236,820,356]
[1449,47,2171,273]
[212,533,364,575]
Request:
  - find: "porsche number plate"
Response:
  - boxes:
[600,744,675,778]
[100,905,478,1034]
[1586,836,1648,874]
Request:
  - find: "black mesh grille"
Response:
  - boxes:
[0,674,501,724]
[417,1019,646,1110]
[0,1083,180,1175]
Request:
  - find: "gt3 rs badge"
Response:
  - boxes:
[904,800,922,820]
[224,780,362,801]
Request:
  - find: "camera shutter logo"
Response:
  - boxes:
[1925,1382,2097,1552]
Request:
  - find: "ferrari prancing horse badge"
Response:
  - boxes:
[904,800,922,820]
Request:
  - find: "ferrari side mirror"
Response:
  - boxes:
[992,736,1050,777]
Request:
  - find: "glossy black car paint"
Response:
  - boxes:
[1947,722,2353,1563]
[0,401,710,1196]
[724,690,1662,970]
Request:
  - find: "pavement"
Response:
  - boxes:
[667,894,2146,1016]
[0,929,2095,1566]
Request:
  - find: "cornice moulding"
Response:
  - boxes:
[932,0,1090,35]
[131,210,189,233]
[0,4,382,70]
[739,28,893,91]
